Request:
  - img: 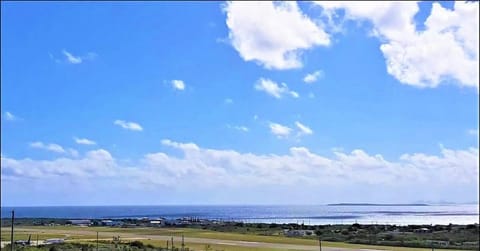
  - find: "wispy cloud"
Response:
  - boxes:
[114,120,143,131]
[269,122,292,138]
[171,80,186,91]
[73,137,96,145]
[295,121,313,135]
[3,111,17,121]
[468,129,479,136]
[29,141,77,157]
[62,50,82,64]
[254,78,299,99]
[224,98,234,104]
[303,70,324,83]
[69,148,79,158]
[54,50,97,64]
[227,124,249,132]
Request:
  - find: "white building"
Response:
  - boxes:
[283,229,315,237]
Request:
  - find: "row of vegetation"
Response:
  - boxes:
[190,222,479,249]
[2,218,479,250]
[3,241,191,251]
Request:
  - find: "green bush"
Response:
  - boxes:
[129,240,145,248]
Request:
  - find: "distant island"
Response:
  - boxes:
[327,203,429,206]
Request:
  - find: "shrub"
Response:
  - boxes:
[384,234,394,241]
[130,240,145,248]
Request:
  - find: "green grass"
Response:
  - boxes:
[1,226,469,251]
[1,232,65,241]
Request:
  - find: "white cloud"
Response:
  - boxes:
[290,91,299,98]
[3,111,17,121]
[114,120,143,131]
[62,50,82,64]
[60,50,97,64]
[224,98,234,104]
[228,125,249,132]
[171,80,186,90]
[73,137,96,145]
[269,122,292,138]
[295,121,313,135]
[315,1,479,89]
[224,1,330,69]
[2,149,115,180]
[68,148,79,158]
[29,142,66,154]
[29,142,77,157]
[161,139,200,152]
[254,78,299,99]
[3,141,478,203]
[303,70,324,83]
[468,129,479,136]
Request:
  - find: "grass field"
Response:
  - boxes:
[1,226,470,251]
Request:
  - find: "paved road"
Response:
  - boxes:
[6,227,387,251]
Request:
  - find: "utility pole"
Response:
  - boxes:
[96,231,99,251]
[171,236,174,250]
[36,234,39,246]
[318,236,322,251]
[166,240,169,250]
[10,210,14,251]
[181,234,185,251]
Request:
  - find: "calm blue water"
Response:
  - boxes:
[1,204,478,225]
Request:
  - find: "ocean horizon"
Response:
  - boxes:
[2,204,478,226]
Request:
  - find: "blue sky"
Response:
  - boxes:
[1,1,478,206]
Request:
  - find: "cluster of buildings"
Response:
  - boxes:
[65,217,222,228]
[283,229,315,237]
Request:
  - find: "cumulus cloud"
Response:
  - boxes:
[73,137,96,145]
[114,120,143,131]
[29,142,66,154]
[3,141,478,202]
[171,80,186,90]
[29,141,78,157]
[269,122,292,138]
[224,1,330,69]
[2,149,115,180]
[61,50,97,64]
[315,1,479,89]
[295,121,313,135]
[254,78,299,98]
[303,70,324,83]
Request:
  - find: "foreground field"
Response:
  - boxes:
[0,226,468,251]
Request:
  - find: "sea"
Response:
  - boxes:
[1,204,478,226]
